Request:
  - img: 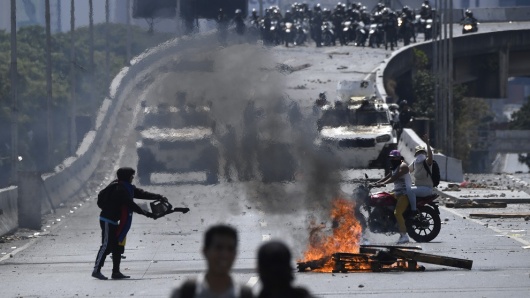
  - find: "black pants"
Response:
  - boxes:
[93,220,123,273]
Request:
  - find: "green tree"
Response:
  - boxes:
[509,98,530,129]
[410,49,493,171]
[411,48,435,119]
[0,24,172,185]
[509,97,530,170]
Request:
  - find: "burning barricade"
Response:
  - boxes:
[297,197,472,273]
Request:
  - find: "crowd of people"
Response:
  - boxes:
[219,1,440,49]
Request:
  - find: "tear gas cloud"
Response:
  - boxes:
[147,32,346,251]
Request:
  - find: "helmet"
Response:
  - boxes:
[465,9,473,18]
[389,150,401,158]
[403,5,410,12]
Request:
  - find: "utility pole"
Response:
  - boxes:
[10,0,18,184]
[89,0,95,126]
[433,0,441,153]
[126,0,131,63]
[45,0,53,169]
[105,0,110,91]
[57,0,62,32]
[70,0,77,155]
[447,0,454,156]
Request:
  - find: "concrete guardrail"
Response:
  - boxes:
[0,34,196,236]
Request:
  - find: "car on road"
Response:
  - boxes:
[136,103,219,185]
[315,96,397,171]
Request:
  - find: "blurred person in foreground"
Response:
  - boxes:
[257,240,315,298]
[170,224,253,298]
[92,167,165,280]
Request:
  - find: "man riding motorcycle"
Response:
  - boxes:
[371,150,416,244]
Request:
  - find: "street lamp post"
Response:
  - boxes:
[10,0,18,184]
[70,0,77,155]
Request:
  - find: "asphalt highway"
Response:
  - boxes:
[1,22,530,298]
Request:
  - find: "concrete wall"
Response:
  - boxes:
[494,130,530,153]
[0,187,18,236]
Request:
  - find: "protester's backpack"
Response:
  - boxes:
[97,182,118,209]
[423,159,441,187]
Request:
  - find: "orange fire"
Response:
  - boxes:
[299,197,364,272]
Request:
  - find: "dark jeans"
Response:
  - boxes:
[93,220,122,272]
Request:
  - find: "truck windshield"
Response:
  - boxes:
[319,108,389,128]
[352,110,390,126]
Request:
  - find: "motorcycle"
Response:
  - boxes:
[397,16,414,46]
[283,22,296,47]
[461,17,478,34]
[294,22,308,46]
[269,19,282,45]
[354,175,442,242]
[321,21,335,46]
[355,21,369,46]
[368,23,383,48]
[341,19,357,45]
[423,18,434,40]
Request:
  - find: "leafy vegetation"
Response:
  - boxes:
[509,97,530,169]
[411,49,493,171]
[0,23,172,186]
[411,48,435,119]
[509,98,530,130]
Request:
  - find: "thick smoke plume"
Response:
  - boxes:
[150,32,345,249]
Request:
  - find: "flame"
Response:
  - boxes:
[299,197,364,272]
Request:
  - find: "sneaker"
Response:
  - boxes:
[111,272,131,279]
[92,271,108,280]
[397,234,410,244]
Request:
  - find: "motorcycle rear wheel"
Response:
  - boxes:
[406,206,441,242]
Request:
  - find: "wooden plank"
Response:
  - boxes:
[445,202,507,208]
[469,213,530,219]
[360,244,423,250]
[389,248,473,270]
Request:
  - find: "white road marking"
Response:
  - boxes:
[441,206,530,247]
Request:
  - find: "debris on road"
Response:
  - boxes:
[469,213,530,219]
[445,201,507,208]
[274,63,312,74]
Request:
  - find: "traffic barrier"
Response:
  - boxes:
[0,187,18,236]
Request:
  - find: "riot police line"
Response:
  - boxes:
[216,1,450,49]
